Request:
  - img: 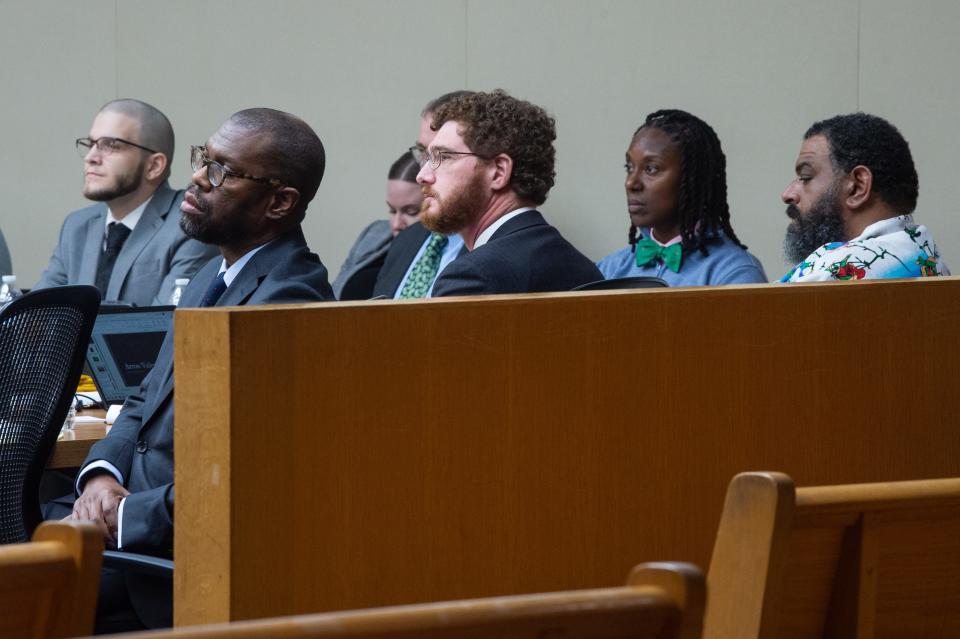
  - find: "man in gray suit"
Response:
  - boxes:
[0,227,11,276]
[65,108,335,632]
[35,99,216,305]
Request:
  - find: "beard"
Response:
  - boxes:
[783,185,847,264]
[179,186,243,246]
[83,158,146,202]
[420,173,485,235]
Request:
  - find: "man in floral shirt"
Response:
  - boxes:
[779,113,949,282]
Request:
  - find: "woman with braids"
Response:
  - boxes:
[597,109,767,286]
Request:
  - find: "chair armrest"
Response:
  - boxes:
[102,549,173,578]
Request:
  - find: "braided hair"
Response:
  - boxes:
[628,109,746,256]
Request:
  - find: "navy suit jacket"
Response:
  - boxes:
[431,210,601,296]
[35,182,217,305]
[79,225,333,628]
[371,222,431,298]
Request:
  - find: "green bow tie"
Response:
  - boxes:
[635,236,682,273]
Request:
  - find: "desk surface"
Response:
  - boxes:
[49,410,108,469]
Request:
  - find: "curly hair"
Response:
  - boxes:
[629,109,746,256]
[431,89,556,205]
[804,113,918,214]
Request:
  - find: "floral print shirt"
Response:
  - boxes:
[780,215,950,282]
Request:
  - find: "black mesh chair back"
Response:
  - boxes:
[0,286,99,544]
[571,276,668,291]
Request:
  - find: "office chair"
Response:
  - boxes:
[0,285,99,544]
[572,276,668,291]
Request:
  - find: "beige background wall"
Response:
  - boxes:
[1,0,957,286]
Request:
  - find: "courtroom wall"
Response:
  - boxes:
[2,0,957,286]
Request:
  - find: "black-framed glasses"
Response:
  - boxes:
[409,145,489,170]
[76,136,158,158]
[190,145,283,189]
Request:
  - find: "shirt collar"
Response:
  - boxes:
[473,207,534,249]
[106,195,152,232]
[646,228,682,247]
[217,243,268,287]
[849,214,913,242]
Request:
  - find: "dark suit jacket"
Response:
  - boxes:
[371,222,430,298]
[78,226,333,628]
[34,182,218,305]
[431,210,601,296]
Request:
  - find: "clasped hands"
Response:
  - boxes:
[68,472,128,548]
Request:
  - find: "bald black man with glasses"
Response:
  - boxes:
[62,108,334,632]
[34,99,216,305]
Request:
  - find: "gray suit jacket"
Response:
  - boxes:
[332,219,393,299]
[78,225,334,628]
[0,227,11,276]
[35,182,218,305]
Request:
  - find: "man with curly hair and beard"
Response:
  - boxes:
[415,90,601,295]
[780,112,949,281]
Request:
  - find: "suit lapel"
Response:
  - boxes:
[380,223,430,295]
[107,184,175,301]
[136,258,219,426]
[78,207,107,285]
[214,231,300,306]
[136,231,300,428]
[143,334,176,422]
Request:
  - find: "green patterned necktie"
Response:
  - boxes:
[399,233,449,298]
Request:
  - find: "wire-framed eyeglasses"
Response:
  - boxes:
[76,136,158,158]
[190,145,284,189]
[408,145,490,170]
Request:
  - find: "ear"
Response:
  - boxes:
[844,165,873,210]
[144,153,168,182]
[265,186,301,220]
[488,153,513,191]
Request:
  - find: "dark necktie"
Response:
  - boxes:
[199,272,228,307]
[95,222,132,298]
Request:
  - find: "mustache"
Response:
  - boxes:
[785,204,801,220]
[186,186,210,213]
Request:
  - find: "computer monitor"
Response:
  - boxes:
[86,306,174,405]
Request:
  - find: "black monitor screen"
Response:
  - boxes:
[86,307,174,404]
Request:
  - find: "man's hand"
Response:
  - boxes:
[72,473,129,548]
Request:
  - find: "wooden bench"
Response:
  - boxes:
[705,472,960,639]
[0,521,102,638]
[102,562,703,639]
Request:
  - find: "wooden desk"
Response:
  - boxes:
[49,410,107,469]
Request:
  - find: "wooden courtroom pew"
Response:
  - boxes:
[173,277,960,626]
[99,562,703,639]
[0,521,102,638]
[704,472,960,639]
